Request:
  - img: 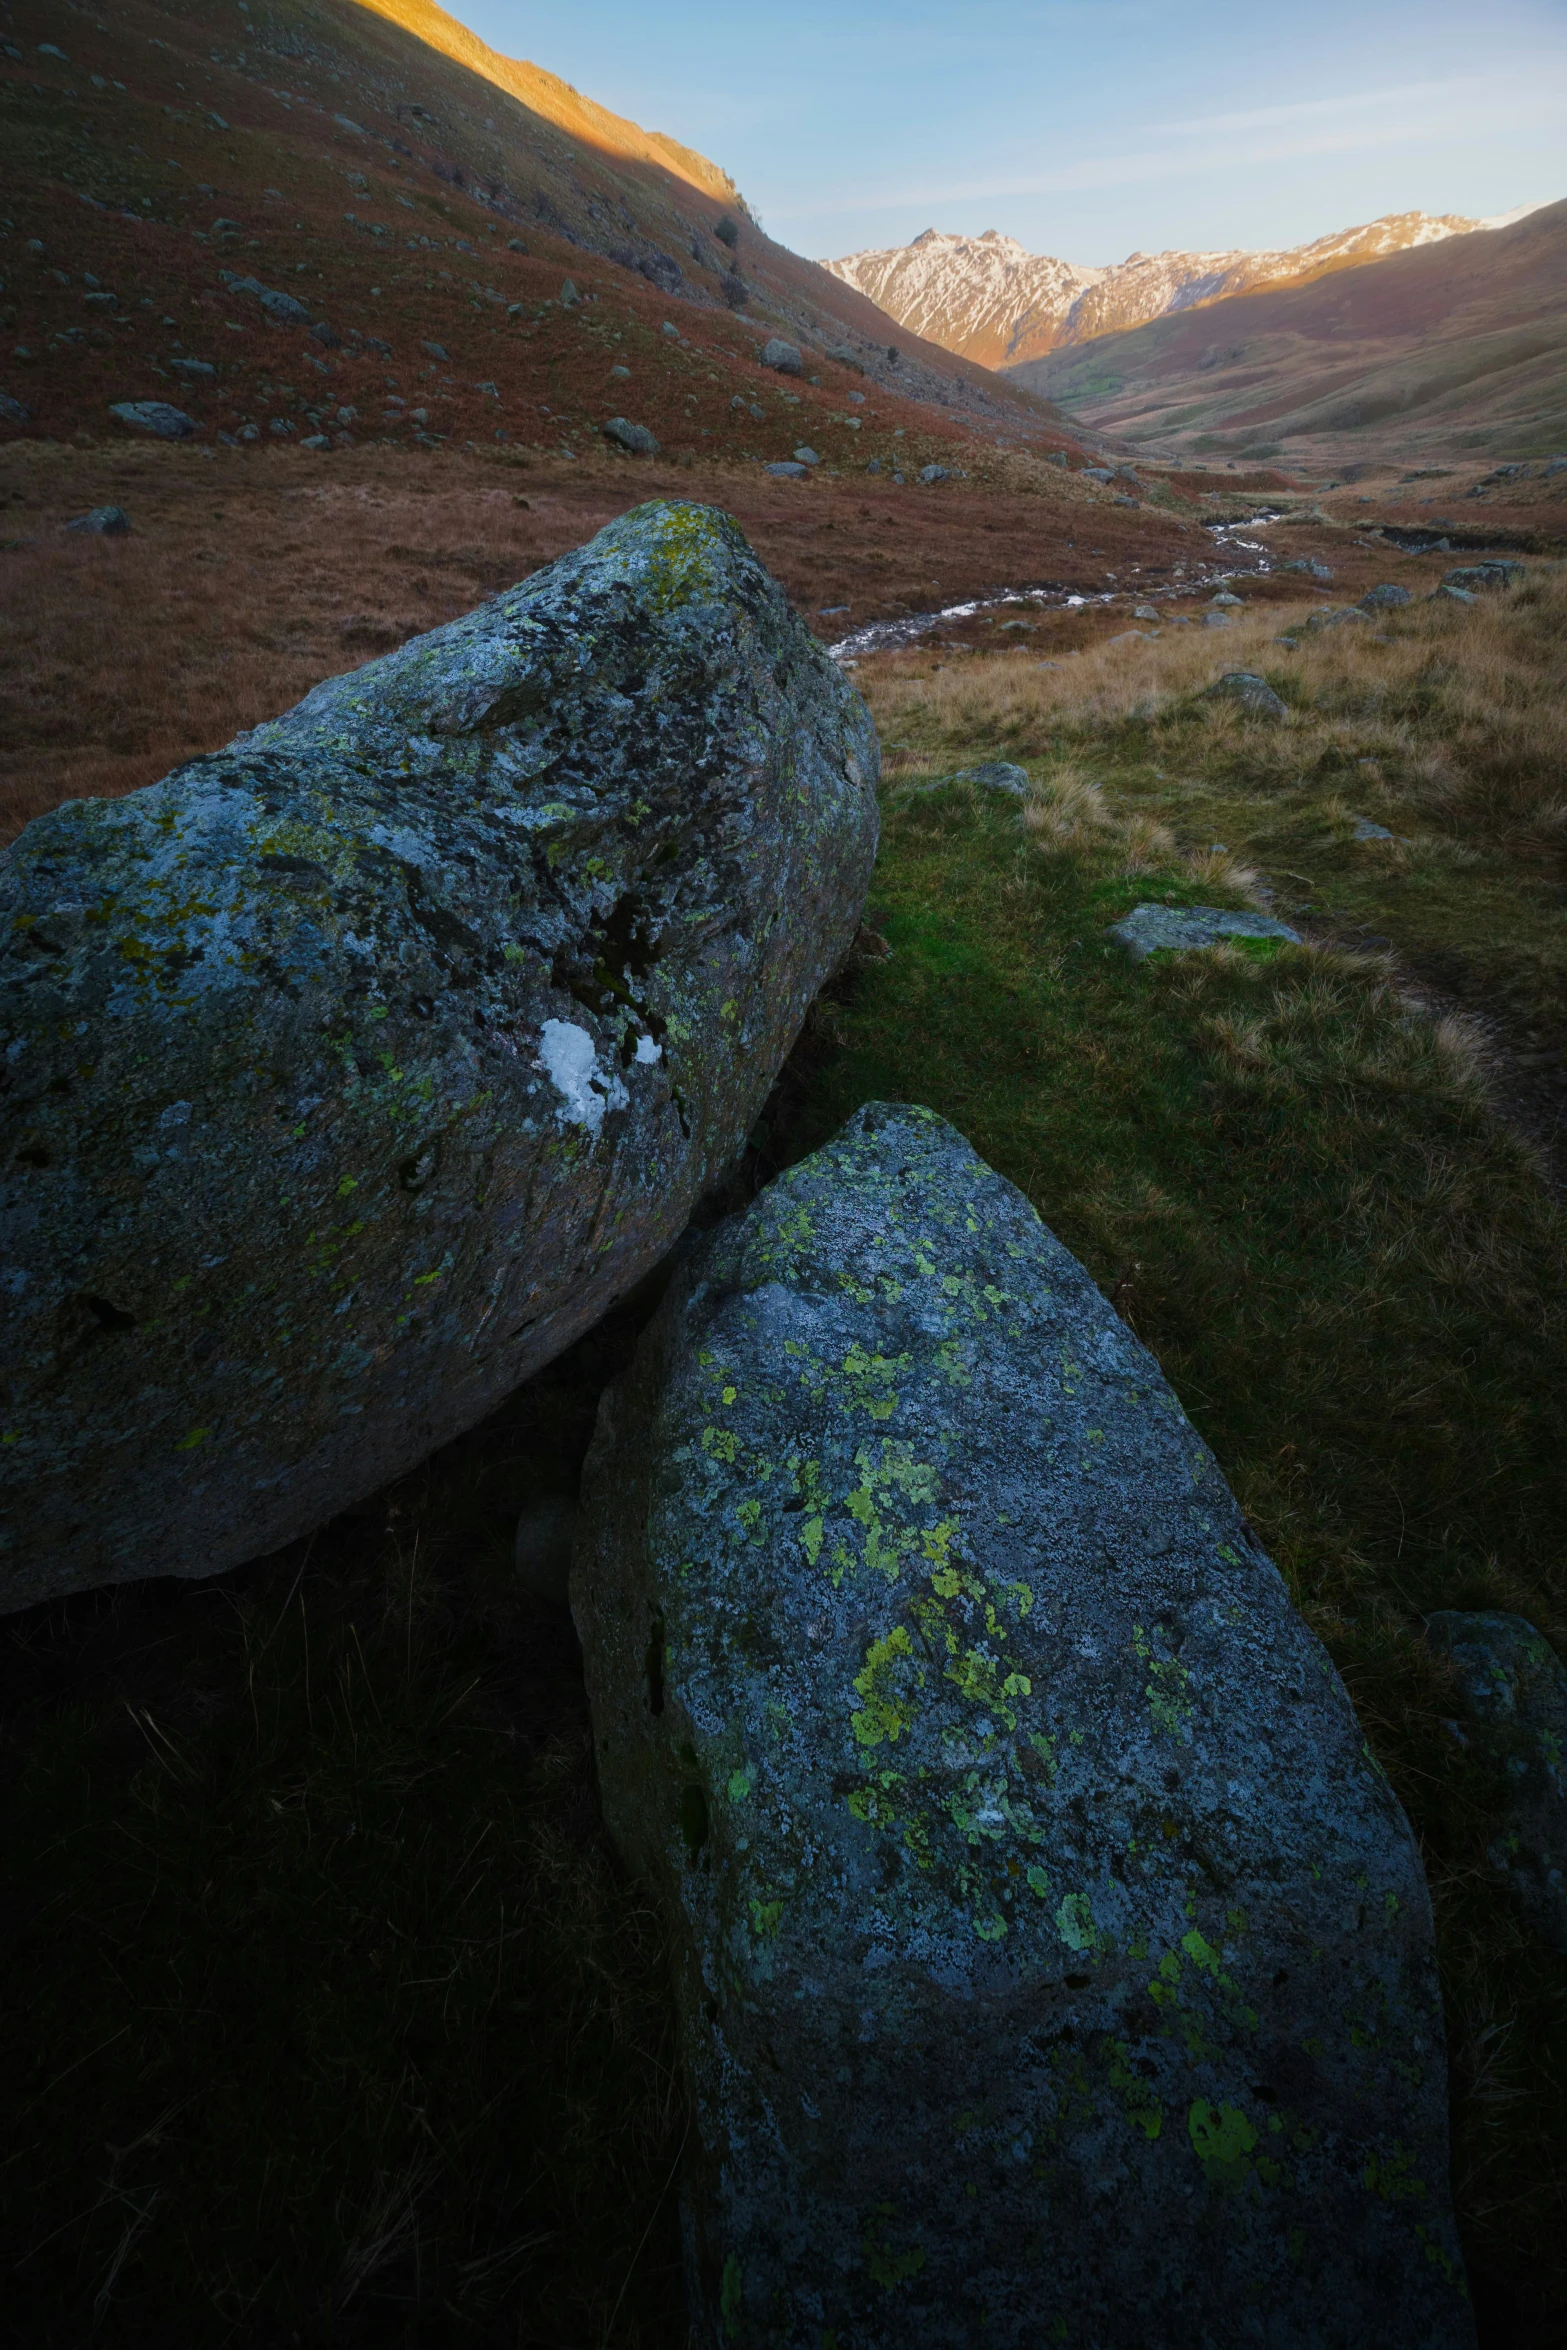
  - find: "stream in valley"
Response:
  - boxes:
[826,514,1285,661]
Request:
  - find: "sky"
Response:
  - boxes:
[453,0,1565,263]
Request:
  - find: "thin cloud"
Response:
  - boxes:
[777,79,1566,226]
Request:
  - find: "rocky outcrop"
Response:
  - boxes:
[573,1103,1473,2349]
[0,502,879,1609]
[1426,1611,1567,1951]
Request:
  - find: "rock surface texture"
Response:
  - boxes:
[1425,1612,1567,1952]
[0,502,879,1608]
[1110,903,1302,959]
[573,1104,1473,2349]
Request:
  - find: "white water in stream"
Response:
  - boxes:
[826,515,1283,663]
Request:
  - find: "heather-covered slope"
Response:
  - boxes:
[1004,200,1567,463]
[824,212,1489,370]
[0,0,1056,450]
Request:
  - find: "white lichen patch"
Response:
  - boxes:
[536,1018,627,1136]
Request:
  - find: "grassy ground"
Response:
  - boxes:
[4,578,1566,2343]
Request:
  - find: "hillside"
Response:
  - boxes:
[0,0,1061,456]
[1004,199,1567,463]
[823,212,1487,370]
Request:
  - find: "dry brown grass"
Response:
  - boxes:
[0,450,550,843]
[869,570,1567,849]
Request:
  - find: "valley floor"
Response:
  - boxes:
[3,444,1566,2345]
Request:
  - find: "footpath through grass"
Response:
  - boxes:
[3,585,1566,2344]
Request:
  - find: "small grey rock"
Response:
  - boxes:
[609,364,631,380]
[1210,591,1244,607]
[227,275,311,325]
[1111,903,1302,959]
[1429,584,1476,607]
[1358,582,1411,611]
[513,1493,579,1604]
[792,446,820,467]
[1133,604,1160,620]
[560,280,581,307]
[919,463,950,484]
[1425,1613,1567,1952]
[421,339,448,361]
[761,338,803,375]
[109,400,195,439]
[1202,609,1233,629]
[310,321,340,349]
[1283,558,1334,581]
[952,760,1030,795]
[1081,465,1113,481]
[661,319,679,339]
[64,505,130,535]
[1304,605,1370,632]
[1352,817,1395,842]
[603,416,659,455]
[766,460,808,479]
[1444,560,1525,593]
[299,434,329,451]
[0,390,32,425]
[1204,670,1287,720]
[170,357,216,381]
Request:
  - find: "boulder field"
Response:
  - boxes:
[573,1104,1474,2348]
[0,501,879,1608]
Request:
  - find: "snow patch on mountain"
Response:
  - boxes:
[822,211,1488,369]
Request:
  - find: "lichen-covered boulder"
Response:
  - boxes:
[573,1104,1473,2349]
[1425,1611,1567,1951]
[0,502,878,1608]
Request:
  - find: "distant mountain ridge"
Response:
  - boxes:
[824,213,1494,369]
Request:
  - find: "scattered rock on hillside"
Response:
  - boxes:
[1133,603,1160,620]
[0,390,32,424]
[0,502,880,1609]
[1204,670,1287,720]
[761,337,803,375]
[1304,605,1371,633]
[920,463,951,483]
[109,400,195,438]
[1283,558,1334,581]
[64,505,130,535]
[1430,584,1476,607]
[1082,465,1113,481]
[1444,560,1525,593]
[1359,583,1411,611]
[170,357,216,381]
[421,339,448,361]
[904,760,1031,799]
[223,274,312,326]
[1202,610,1233,629]
[1111,903,1302,958]
[766,460,808,480]
[1210,591,1244,607]
[603,416,659,455]
[573,1101,1473,2348]
[561,280,581,307]
[1425,1612,1567,1952]
[1352,817,1396,842]
[792,446,820,467]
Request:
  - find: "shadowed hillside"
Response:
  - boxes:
[0,0,1059,452]
[1005,200,1567,464]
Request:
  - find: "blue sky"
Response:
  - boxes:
[453,1,1564,263]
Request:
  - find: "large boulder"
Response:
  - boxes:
[573,1104,1473,2349]
[0,502,879,1608]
